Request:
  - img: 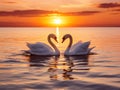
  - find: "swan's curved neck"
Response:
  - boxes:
[48,36,60,55]
[65,35,73,55]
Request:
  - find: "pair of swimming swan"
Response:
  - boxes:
[27,34,95,56]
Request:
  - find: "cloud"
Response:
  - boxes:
[0,1,17,4]
[0,9,101,17]
[0,10,56,17]
[5,2,16,3]
[113,9,120,11]
[98,2,120,8]
[63,11,101,16]
[111,9,120,14]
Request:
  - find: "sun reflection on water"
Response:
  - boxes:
[56,27,59,41]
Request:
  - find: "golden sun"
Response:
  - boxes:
[53,18,62,25]
[48,14,66,26]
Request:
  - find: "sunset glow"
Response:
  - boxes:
[0,0,120,27]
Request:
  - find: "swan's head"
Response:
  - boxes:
[62,34,72,43]
[49,34,58,43]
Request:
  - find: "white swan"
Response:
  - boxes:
[62,34,95,56]
[26,34,60,56]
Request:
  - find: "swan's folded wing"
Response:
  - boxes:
[70,41,82,52]
[70,41,91,54]
[27,42,45,49]
[80,41,90,50]
[26,42,53,53]
[35,42,53,51]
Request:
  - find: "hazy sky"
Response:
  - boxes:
[0,0,120,27]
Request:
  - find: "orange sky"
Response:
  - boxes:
[0,0,120,27]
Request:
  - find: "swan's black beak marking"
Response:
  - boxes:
[54,37,58,43]
[56,40,58,43]
[55,38,58,43]
[62,38,65,43]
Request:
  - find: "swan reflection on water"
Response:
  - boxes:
[28,55,53,67]
[27,55,90,80]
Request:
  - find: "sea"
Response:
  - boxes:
[0,27,120,90]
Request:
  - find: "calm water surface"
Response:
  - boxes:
[0,27,120,90]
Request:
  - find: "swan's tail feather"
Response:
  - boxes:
[89,46,96,52]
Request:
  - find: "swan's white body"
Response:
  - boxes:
[62,34,95,56]
[27,34,60,56]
